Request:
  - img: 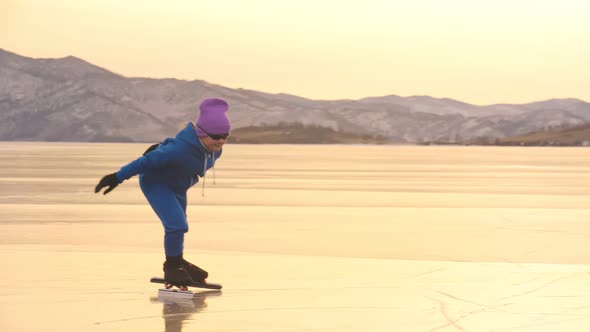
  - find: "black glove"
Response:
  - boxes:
[95,173,120,195]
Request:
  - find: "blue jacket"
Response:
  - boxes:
[116,123,221,193]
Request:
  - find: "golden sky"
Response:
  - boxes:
[1,0,589,105]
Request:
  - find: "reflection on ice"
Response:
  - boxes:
[151,291,222,332]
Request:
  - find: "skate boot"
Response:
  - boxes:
[182,258,209,283]
[163,256,193,288]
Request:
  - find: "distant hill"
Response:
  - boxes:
[229,123,391,144]
[2,48,590,144]
[493,123,590,146]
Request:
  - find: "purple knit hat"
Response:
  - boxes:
[195,98,231,136]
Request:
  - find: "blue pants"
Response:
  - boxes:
[139,180,188,257]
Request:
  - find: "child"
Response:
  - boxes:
[95,98,231,286]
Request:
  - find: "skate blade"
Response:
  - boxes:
[158,288,195,299]
[164,283,188,291]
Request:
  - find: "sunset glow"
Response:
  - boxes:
[2,0,589,104]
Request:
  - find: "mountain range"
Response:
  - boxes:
[1,48,589,144]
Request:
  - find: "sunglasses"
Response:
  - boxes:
[197,124,229,140]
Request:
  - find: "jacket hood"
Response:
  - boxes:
[175,122,222,197]
[175,122,208,154]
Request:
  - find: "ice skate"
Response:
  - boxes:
[163,257,193,290]
[151,277,222,291]
[182,258,209,283]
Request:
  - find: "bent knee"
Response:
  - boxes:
[165,225,189,234]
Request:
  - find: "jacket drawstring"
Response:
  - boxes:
[201,151,218,197]
[201,152,208,197]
